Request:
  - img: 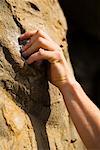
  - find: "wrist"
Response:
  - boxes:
[59,79,80,94]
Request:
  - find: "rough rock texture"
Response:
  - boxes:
[0,0,86,149]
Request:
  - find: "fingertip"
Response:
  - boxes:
[26,59,29,64]
[18,33,27,43]
[26,56,33,64]
[19,33,26,41]
[20,31,37,41]
[21,52,29,60]
[39,48,45,55]
[21,46,26,52]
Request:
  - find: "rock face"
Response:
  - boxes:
[0,0,86,149]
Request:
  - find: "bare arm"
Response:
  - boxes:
[60,81,100,149]
[19,30,100,149]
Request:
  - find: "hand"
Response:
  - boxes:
[19,30,75,89]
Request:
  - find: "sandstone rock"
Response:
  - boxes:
[0,0,86,149]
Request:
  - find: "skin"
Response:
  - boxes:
[19,30,100,149]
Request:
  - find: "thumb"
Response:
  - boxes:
[26,48,61,64]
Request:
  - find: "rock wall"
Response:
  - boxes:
[0,0,86,149]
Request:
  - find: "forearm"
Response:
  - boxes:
[19,30,100,149]
[60,81,100,149]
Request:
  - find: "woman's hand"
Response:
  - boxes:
[19,30,75,89]
[19,30,100,149]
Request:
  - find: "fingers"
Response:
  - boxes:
[19,31,37,41]
[26,48,62,64]
[21,37,59,58]
[19,29,52,42]
[19,30,63,64]
[22,41,40,58]
[20,30,54,54]
[22,32,40,52]
[26,50,43,64]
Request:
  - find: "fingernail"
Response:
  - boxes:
[21,52,27,58]
[23,56,29,60]
[22,52,26,56]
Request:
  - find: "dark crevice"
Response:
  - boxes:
[28,2,40,11]
[5,0,13,13]
[5,1,25,34]
[13,5,16,9]
[58,20,62,26]
[62,38,66,41]
[55,142,59,150]
[2,46,21,73]
[13,15,26,34]
[60,44,63,48]
[2,109,15,134]
[71,139,77,143]
[1,80,7,89]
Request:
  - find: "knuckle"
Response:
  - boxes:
[37,29,43,36]
[29,54,34,61]
[55,50,60,55]
[38,51,42,56]
[38,37,44,44]
[27,58,32,64]
[55,50,62,59]
[26,32,32,36]
[39,49,44,56]
[57,48,63,55]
